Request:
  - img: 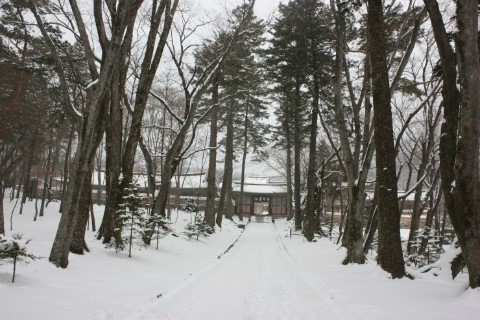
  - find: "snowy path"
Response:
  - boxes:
[124,222,347,320]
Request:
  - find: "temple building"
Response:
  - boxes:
[232,176,288,217]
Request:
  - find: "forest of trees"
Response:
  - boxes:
[0,0,478,288]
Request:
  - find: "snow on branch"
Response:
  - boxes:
[397,171,429,200]
[142,125,179,135]
[148,90,184,124]
[182,146,219,160]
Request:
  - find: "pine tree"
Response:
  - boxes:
[114,184,148,258]
[184,214,214,241]
[198,5,269,226]
[266,0,334,237]
[0,234,41,283]
[407,228,444,267]
[148,214,173,250]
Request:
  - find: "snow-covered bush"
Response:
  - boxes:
[183,198,199,213]
[0,234,41,283]
[407,228,444,268]
[184,214,213,240]
[147,214,174,249]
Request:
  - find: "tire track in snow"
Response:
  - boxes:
[118,223,354,320]
[96,224,249,320]
[272,222,361,320]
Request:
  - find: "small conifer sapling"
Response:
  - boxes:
[0,234,41,283]
[116,184,148,257]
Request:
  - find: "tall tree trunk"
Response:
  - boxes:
[98,73,124,245]
[332,3,365,263]
[49,84,108,268]
[60,127,74,213]
[96,140,103,205]
[418,199,435,255]
[367,0,405,278]
[46,139,60,207]
[406,147,428,254]
[0,180,5,235]
[303,80,319,242]
[363,191,378,254]
[151,101,199,236]
[204,81,219,228]
[0,37,27,140]
[336,189,346,245]
[69,168,94,254]
[424,0,480,288]
[285,102,294,220]
[39,144,53,217]
[293,81,303,229]
[239,98,250,222]
[450,0,480,288]
[217,100,235,226]
[138,136,156,200]
[21,137,36,206]
[29,0,146,268]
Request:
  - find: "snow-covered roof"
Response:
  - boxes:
[91,170,207,189]
[232,183,287,194]
[243,176,286,185]
[92,171,150,188]
[172,172,207,189]
[232,176,287,194]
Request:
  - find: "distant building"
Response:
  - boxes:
[232,176,288,217]
[170,172,208,197]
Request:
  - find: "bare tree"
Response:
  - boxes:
[96,0,179,247]
[328,0,426,266]
[423,0,480,288]
[28,0,145,268]
[145,0,257,241]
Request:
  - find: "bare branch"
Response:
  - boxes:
[148,90,184,124]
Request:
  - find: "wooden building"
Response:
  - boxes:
[232,176,288,217]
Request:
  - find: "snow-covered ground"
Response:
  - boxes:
[1,195,479,320]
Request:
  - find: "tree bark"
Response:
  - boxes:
[39,143,53,217]
[406,146,428,255]
[98,69,124,246]
[450,0,480,288]
[20,137,35,206]
[49,84,109,268]
[30,0,145,268]
[138,135,156,200]
[332,2,365,263]
[0,180,5,235]
[285,102,294,220]
[204,80,219,228]
[217,99,235,226]
[293,81,303,229]
[95,141,103,205]
[46,139,60,207]
[367,0,405,278]
[303,79,319,242]
[59,127,74,213]
[238,97,250,222]
[424,0,480,288]
[69,168,93,254]
[363,192,378,254]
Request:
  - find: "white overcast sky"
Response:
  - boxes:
[197,0,285,21]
